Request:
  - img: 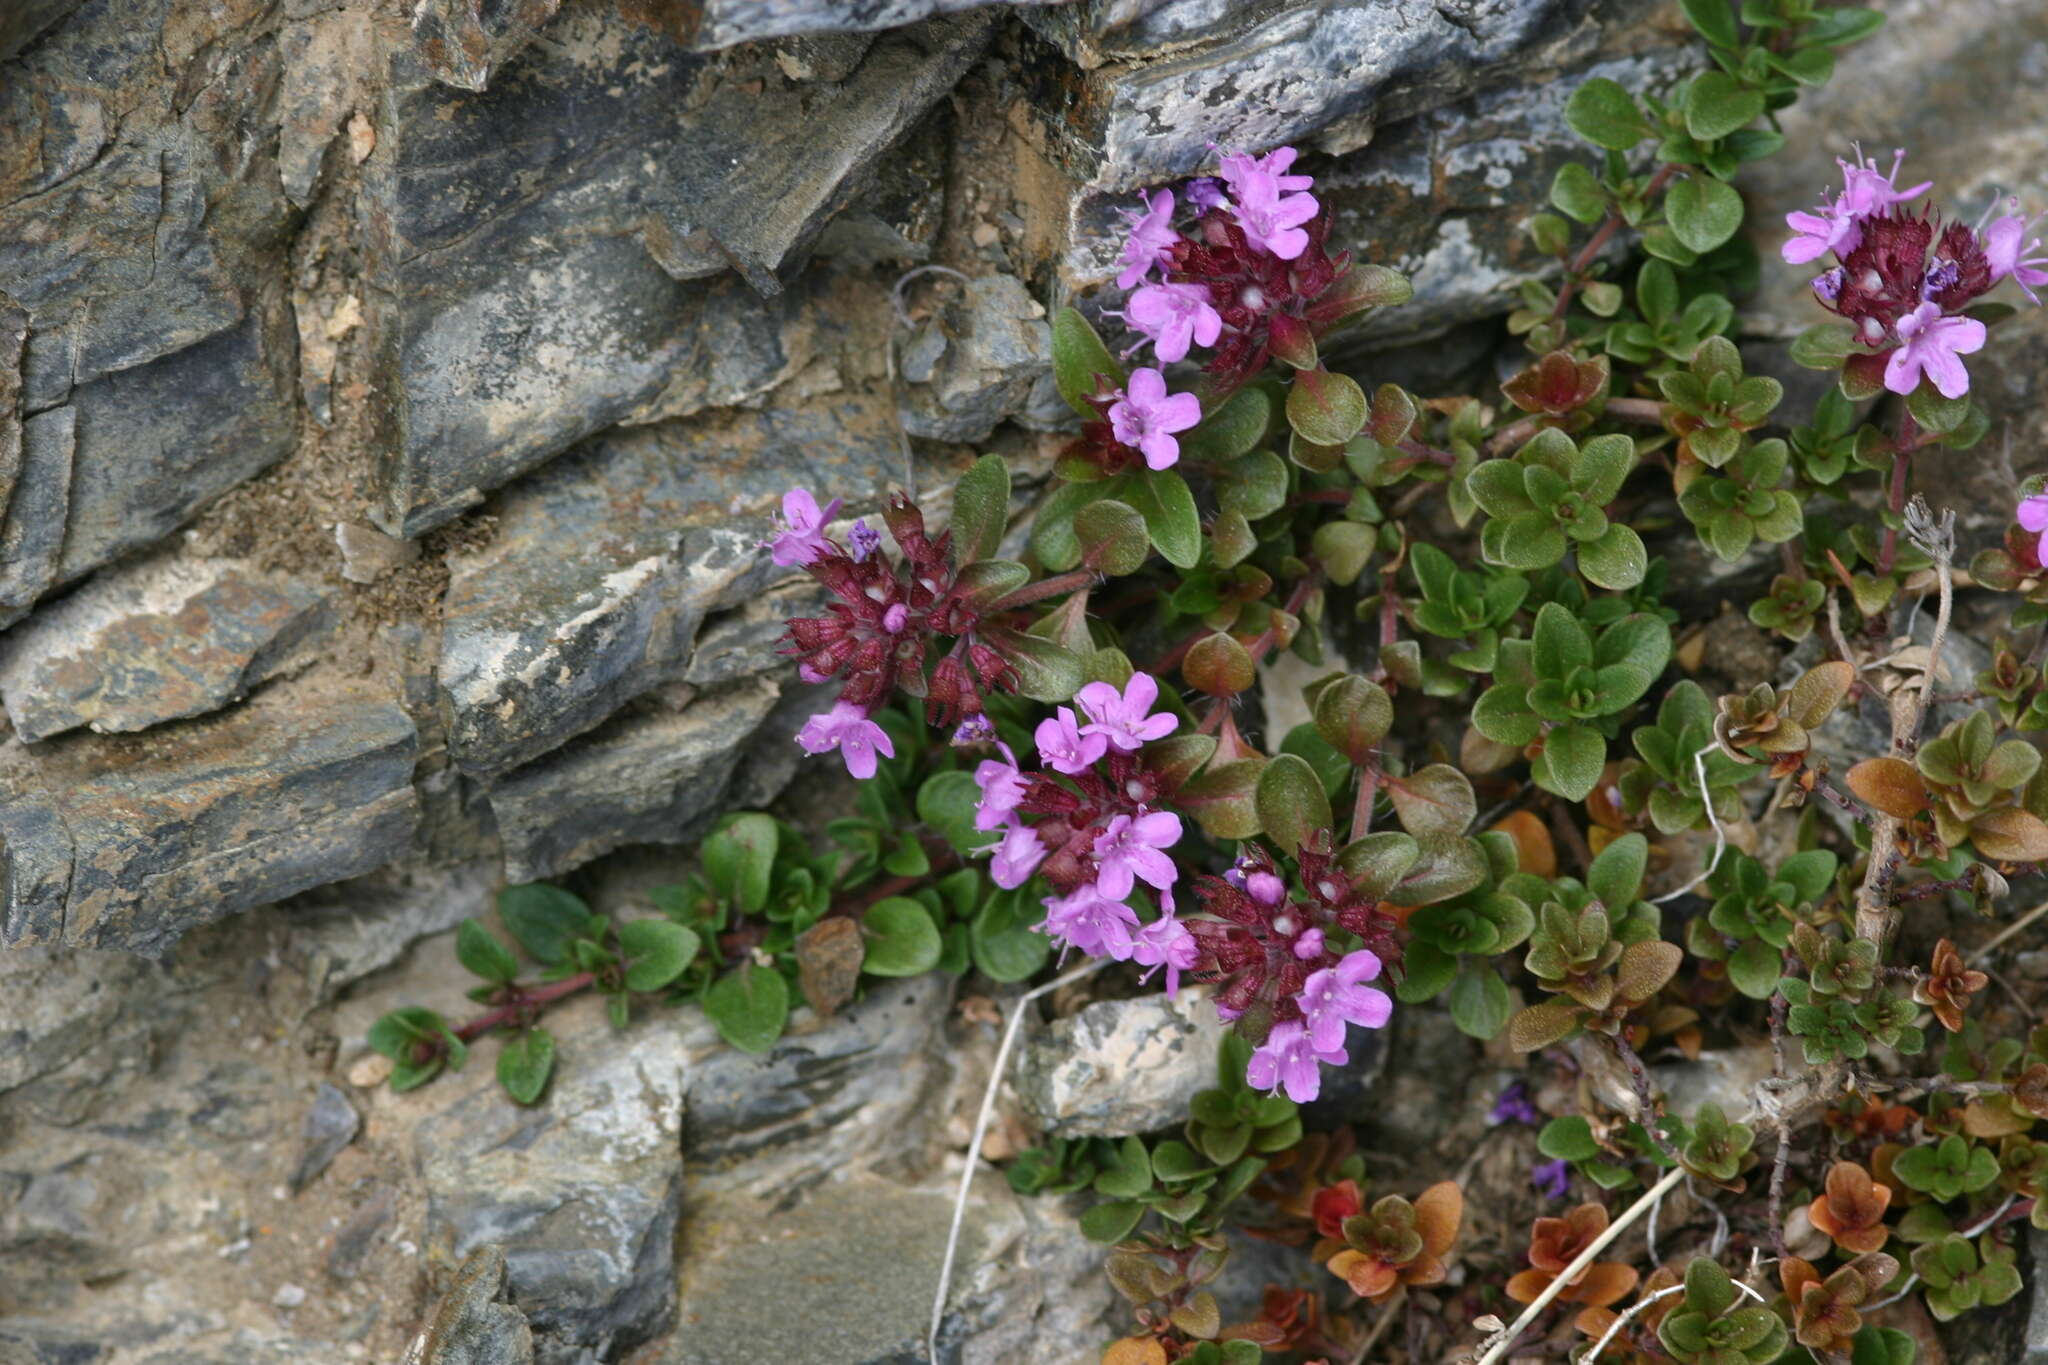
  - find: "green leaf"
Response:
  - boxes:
[1664,175,1743,252]
[1577,523,1647,590]
[1685,71,1764,141]
[984,627,1085,703]
[1256,754,1333,855]
[1589,832,1648,908]
[1179,387,1272,465]
[1565,77,1647,150]
[457,919,521,984]
[1533,602,1594,677]
[496,1028,556,1105]
[1447,968,1513,1040]
[949,454,1011,565]
[1126,468,1203,569]
[917,769,992,854]
[1678,0,1739,47]
[1387,764,1476,839]
[1030,481,1099,571]
[1051,307,1123,417]
[952,558,1030,608]
[1538,1115,1601,1160]
[1789,322,1856,370]
[705,813,778,914]
[1551,161,1608,225]
[1079,1199,1146,1243]
[1535,724,1606,801]
[971,892,1053,982]
[497,884,592,966]
[861,897,943,976]
[1397,941,1458,1002]
[620,919,700,992]
[1074,499,1150,577]
[1214,450,1290,521]
[1284,369,1368,447]
[1728,938,1781,999]
[1637,259,1679,327]
[704,964,790,1054]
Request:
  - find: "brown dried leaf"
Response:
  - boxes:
[1786,660,1857,728]
[1844,757,1928,820]
[1968,807,2048,862]
[794,917,864,1015]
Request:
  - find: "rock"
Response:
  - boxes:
[434,387,916,779]
[334,523,420,584]
[683,973,958,1197]
[407,1245,535,1365]
[360,8,992,537]
[684,581,828,689]
[410,0,560,93]
[0,555,335,743]
[898,273,1054,442]
[0,1,301,613]
[287,1084,360,1194]
[0,683,421,957]
[281,861,500,1001]
[486,678,783,883]
[410,994,686,1365]
[0,0,83,64]
[0,946,153,1097]
[1797,613,1993,789]
[663,1171,1099,1365]
[1020,0,1669,194]
[676,0,1057,50]
[1014,986,1234,1139]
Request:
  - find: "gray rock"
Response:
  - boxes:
[0,946,152,1097]
[662,1173,1072,1365]
[0,684,421,957]
[683,974,958,1197]
[0,406,75,626]
[413,995,687,1365]
[360,8,991,537]
[410,0,561,93]
[434,385,911,779]
[281,861,501,1000]
[408,1246,535,1365]
[287,1084,360,1194]
[0,302,24,526]
[898,274,1054,443]
[0,0,83,64]
[1014,985,1233,1138]
[486,678,783,883]
[1021,0,1656,195]
[677,0,1056,50]
[0,555,334,743]
[1797,613,1993,790]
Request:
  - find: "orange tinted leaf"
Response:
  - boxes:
[1489,809,1558,878]
[1102,1338,1167,1365]
[1968,808,2048,862]
[1505,1268,1554,1304]
[1844,757,1927,820]
[1569,1262,1640,1308]
[1412,1181,1464,1258]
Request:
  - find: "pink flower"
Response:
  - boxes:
[1292,927,1326,961]
[1985,212,2048,305]
[1218,146,1319,260]
[988,823,1047,890]
[1781,148,1930,266]
[1116,189,1180,291]
[1133,913,1198,996]
[1090,809,1182,900]
[1835,148,1931,218]
[1185,176,1227,212]
[1245,1020,1346,1104]
[1107,368,1203,471]
[1076,672,1179,752]
[795,701,894,779]
[1034,706,1107,775]
[1125,282,1223,364]
[765,487,842,567]
[1245,870,1286,906]
[1883,300,1986,399]
[1296,949,1393,1053]
[1039,883,1141,961]
[2018,493,2048,564]
[972,742,1029,831]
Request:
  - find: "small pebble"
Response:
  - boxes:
[273,1284,307,1309]
[346,1054,392,1088]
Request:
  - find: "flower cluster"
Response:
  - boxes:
[1788,148,2042,398]
[770,487,1028,777]
[1174,841,1398,1103]
[969,672,1197,986]
[1065,365,1204,478]
[1111,146,1358,390]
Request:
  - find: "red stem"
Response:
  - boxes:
[989,568,1095,611]
[1551,163,1680,320]
[456,973,596,1042]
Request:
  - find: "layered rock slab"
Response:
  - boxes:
[0,684,419,956]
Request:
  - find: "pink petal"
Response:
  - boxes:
[1158,392,1204,432]
[2017,497,2048,533]
[1124,672,1159,714]
[1128,367,1167,405]
[1882,346,1923,397]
